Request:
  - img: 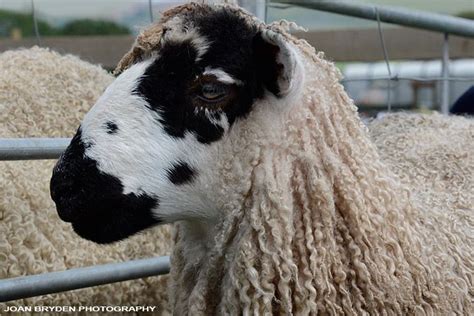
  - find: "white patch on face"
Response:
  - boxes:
[162,16,210,62]
[79,58,225,223]
[203,67,243,85]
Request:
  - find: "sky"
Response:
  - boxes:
[0,0,473,31]
[0,0,180,19]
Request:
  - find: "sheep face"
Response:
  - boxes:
[50,4,304,243]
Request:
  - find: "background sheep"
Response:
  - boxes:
[0,47,173,313]
[49,3,473,315]
[369,112,473,220]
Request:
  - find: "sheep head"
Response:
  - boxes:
[50,3,305,243]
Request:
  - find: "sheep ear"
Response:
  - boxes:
[253,29,303,98]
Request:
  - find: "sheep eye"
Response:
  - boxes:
[198,83,228,102]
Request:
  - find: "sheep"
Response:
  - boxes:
[49,3,473,314]
[368,112,473,220]
[0,47,173,313]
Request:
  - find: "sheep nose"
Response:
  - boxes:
[55,196,82,222]
[50,161,85,222]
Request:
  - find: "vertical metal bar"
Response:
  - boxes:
[441,33,450,114]
[255,0,267,22]
[148,0,154,23]
[31,0,41,45]
[264,0,269,23]
[239,0,267,22]
[375,7,392,112]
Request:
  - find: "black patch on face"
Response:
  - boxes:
[134,42,225,144]
[105,121,118,134]
[133,6,282,144]
[50,129,161,244]
[193,9,265,122]
[167,161,196,185]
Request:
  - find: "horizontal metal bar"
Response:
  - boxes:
[0,256,170,302]
[274,0,474,38]
[341,76,474,83]
[0,138,70,160]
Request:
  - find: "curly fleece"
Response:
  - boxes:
[369,112,473,214]
[0,47,173,314]
[113,4,474,315]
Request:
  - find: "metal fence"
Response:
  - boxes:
[273,0,474,114]
[1,0,474,303]
[0,257,170,302]
[0,137,171,303]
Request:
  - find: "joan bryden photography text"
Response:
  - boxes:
[2,305,158,313]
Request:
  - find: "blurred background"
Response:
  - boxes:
[0,0,473,116]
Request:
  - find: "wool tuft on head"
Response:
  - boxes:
[49,2,473,315]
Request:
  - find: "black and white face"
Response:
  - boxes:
[50,5,303,243]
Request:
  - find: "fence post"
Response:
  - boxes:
[441,33,450,114]
[31,0,41,45]
[148,0,154,23]
[239,0,267,22]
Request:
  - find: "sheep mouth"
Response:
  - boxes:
[52,175,162,244]
[70,206,161,244]
[52,181,162,244]
[59,193,161,244]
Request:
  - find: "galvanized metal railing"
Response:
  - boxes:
[273,0,474,114]
[2,2,173,304]
[0,138,70,160]
[273,0,474,37]
[0,137,171,302]
[0,256,170,302]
